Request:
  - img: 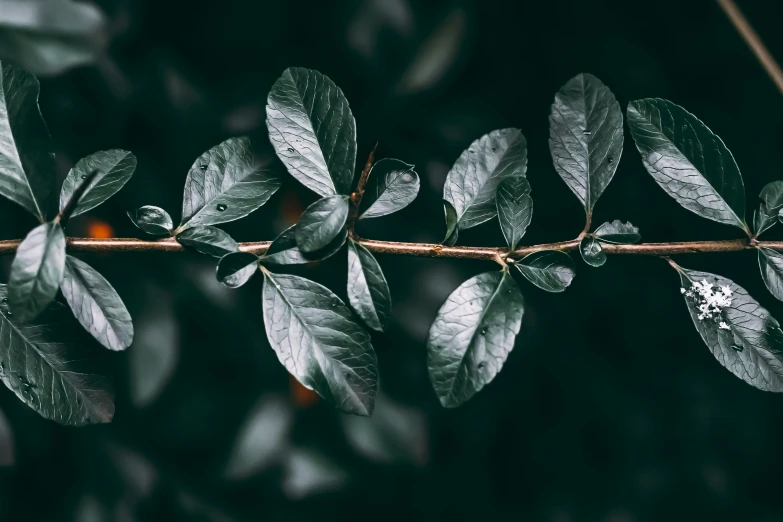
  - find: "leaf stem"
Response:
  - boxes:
[347,143,378,232]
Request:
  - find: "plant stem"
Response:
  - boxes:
[347,143,378,231]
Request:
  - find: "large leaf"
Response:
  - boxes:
[176,225,238,258]
[427,270,524,407]
[627,98,747,231]
[359,159,419,219]
[679,268,783,392]
[495,176,532,251]
[61,255,133,351]
[754,181,783,237]
[579,236,606,267]
[180,136,281,230]
[127,205,173,236]
[216,252,258,288]
[261,224,346,266]
[0,284,114,425]
[443,128,527,230]
[593,220,641,244]
[549,73,623,212]
[59,150,136,218]
[8,222,65,322]
[262,272,378,415]
[515,251,575,293]
[347,240,391,332]
[759,248,783,302]
[266,67,357,197]
[295,195,350,253]
[0,61,56,221]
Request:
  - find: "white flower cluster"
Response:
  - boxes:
[681,279,732,330]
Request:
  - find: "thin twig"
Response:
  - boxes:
[347,143,378,232]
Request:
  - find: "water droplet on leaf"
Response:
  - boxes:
[732,344,743,352]
[217,204,227,212]
[81,174,87,179]
[200,164,208,171]
[607,156,613,164]
[583,130,591,135]
[5,311,11,317]
[287,147,295,153]
[480,326,488,335]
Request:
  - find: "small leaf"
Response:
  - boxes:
[593,220,641,244]
[496,176,532,251]
[347,240,392,332]
[755,181,783,237]
[442,200,459,245]
[359,159,419,219]
[515,250,575,293]
[759,248,783,302]
[216,252,258,288]
[295,195,350,253]
[579,236,606,267]
[8,222,65,322]
[61,255,133,351]
[627,98,747,231]
[176,226,238,258]
[261,224,346,266]
[427,270,524,407]
[58,150,136,218]
[127,205,173,236]
[262,272,378,415]
[266,67,357,197]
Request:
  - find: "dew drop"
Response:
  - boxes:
[200,164,208,171]
[480,326,488,335]
[331,299,340,308]
[607,156,614,165]
[2,297,7,303]
[287,147,295,153]
[81,174,88,179]
[732,344,743,352]
[583,129,591,135]
[216,204,227,212]
[4,310,11,317]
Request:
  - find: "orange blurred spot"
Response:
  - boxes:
[290,375,319,408]
[280,192,304,226]
[86,219,115,239]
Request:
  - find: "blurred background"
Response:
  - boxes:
[1,0,783,520]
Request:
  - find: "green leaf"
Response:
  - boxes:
[0,61,56,221]
[0,284,114,425]
[8,222,65,322]
[627,98,747,231]
[176,226,238,258]
[495,176,532,251]
[759,248,783,302]
[266,67,357,197]
[679,268,783,392]
[593,220,641,244]
[579,236,606,267]
[515,251,575,293]
[443,128,527,230]
[180,136,281,230]
[442,201,459,245]
[261,224,346,266]
[755,181,783,237]
[262,272,378,415]
[216,252,258,288]
[60,255,133,351]
[347,240,391,332]
[427,270,524,407]
[295,195,350,253]
[549,73,623,212]
[58,150,136,218]
[359,159,419,219]
[128,205,173,236]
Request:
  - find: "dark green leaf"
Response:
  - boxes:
[443,128,527,230]
[515,251,575,293]
[442,200,458,245]
[427,270,524,407]
[180,136,281,230]
[347,240,391,332]
[176,226,238,258]
[8,222,65,322]
[594,220,641,244]
[266,67,356,197]
[61,255,133,351]
[295,195,350,253]
[261,224,346,266]
[0,61,56,221]
[359,159,419,219]
[496,176,532,251]
[755,181,783,236]
[579,236,606,267]
[59,150,136,218]
[127,205,173,236]
[759,248,783,302]
[627,98,747,231]
[216,252,258,288]
[262,272,378,415]
[0,284,114,425]
[679,268,783,392]
[549,73,623,212]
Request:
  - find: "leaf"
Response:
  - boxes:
[359,159,419,219]
[515,250,575,293]
[443,128,527,230]
[579,236,606,267]
[627,98,747,231]
[61,255,133,351]
[347,240,391,332]
[754,181,783,237]
[294,194,350,253]
[262,272,378,415]
[548,73,623,212]
[427,270,524,407]
[261,224,346,266]
[266,67,357,197]
[0,406,13,466]
[759,248,783,302]
[127,205,173,236]
[176,226,238,258]
[216,252,258,288]
[679,268,783,392]
[442,200,458,245]
[593,220,641,244]
[58,150,136,218]
[495,176,532,251]
[0,284,114,425]
[8,222,65,322]
[0,61,56,221]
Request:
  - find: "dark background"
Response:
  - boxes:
[1,0,783,520]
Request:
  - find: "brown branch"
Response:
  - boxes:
[347,143,378,232]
